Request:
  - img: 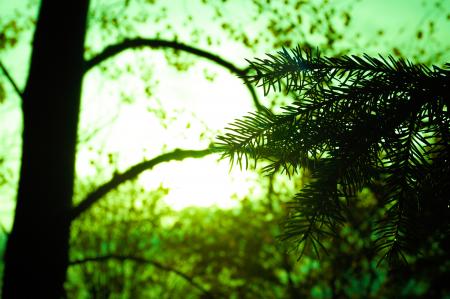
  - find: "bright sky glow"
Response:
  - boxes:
[75,48,259,211]
[138,156,264,210]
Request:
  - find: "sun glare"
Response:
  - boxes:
[75,49,260,210]
[138,155,262,210]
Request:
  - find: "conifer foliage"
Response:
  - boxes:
[217,46,450,263]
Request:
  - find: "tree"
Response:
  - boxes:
[2,1,90,297]
[217,47,449,267]
[65,169,306,298]
[0,0,448,297]
[0,1,256,297]
[0,1,363,295]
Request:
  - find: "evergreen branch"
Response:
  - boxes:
[84,38,262,110]
[242,46,447,97]
[70,148,213,220]
[218,45,450,261]
[215,107,281,169]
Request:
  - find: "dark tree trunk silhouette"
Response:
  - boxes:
[0,1,260,297]
[2,1,89,298]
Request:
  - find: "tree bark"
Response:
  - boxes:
[2,0,89,298]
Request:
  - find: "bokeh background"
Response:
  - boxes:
[1,0,449,298]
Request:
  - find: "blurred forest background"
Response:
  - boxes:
[0,0,449,298]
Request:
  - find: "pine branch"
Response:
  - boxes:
[217,46,450,261]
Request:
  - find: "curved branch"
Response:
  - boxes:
[0,60,23,100]
[69,254,215,297]
[84,38,262,110]
[70,148,214,220]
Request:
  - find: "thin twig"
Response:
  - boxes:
[0,60,22,99]
[84,38,262,110]
[69,254,216,297]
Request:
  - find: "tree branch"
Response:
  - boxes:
[69,254,215,297]
[0,222,10,237]
[84,38,262,110]
[70,148,214,220]
[0,60,23,99]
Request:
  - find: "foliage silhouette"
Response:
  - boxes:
[67,177,303,299]
[1,0,448,297]
[217,46,450,264]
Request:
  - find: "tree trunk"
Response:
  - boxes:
[2,1,89,298]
